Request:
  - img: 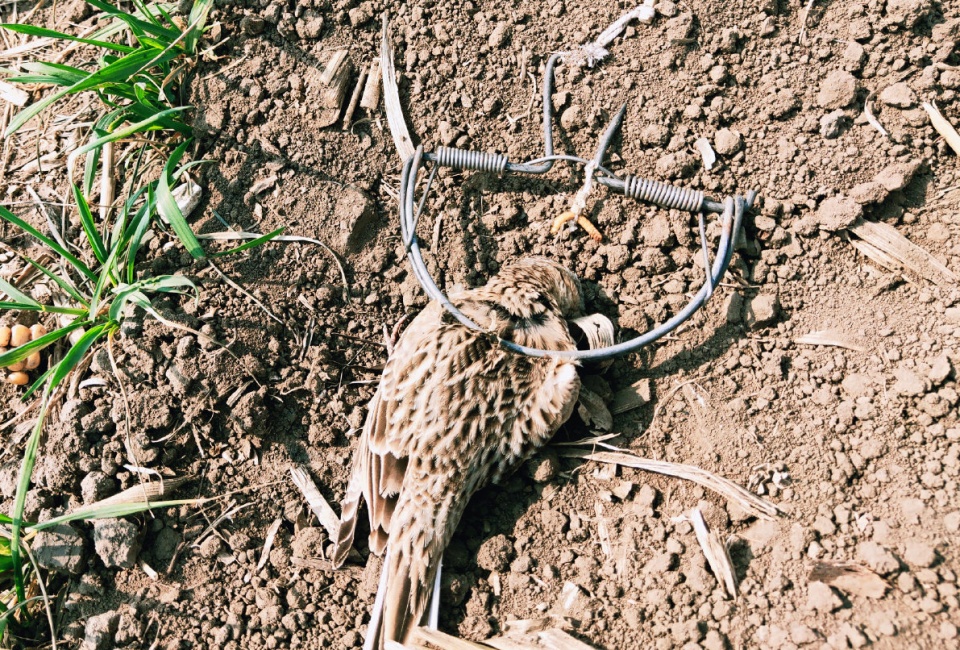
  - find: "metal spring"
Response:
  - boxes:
[622,175,705,213]
[436,147,508,174]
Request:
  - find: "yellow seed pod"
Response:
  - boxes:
[30,324,47,340]
[7,371,29,385]
[24,351,41,371]
[10,325,30,347]
[8,359,25,372]
[0,326,9,347]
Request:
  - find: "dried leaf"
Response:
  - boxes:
[689,508,739,598]
[810,561,888,599]
[289,465,339,541]
[848,218,957,286]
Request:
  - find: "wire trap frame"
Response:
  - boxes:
[399,52,757,363]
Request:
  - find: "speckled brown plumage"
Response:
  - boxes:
[332,257,584,649]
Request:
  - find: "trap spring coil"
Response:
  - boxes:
[399,52,757,361]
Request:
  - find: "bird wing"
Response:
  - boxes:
[332,304,443,568]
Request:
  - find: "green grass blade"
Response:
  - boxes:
[31,498,203,530]
[157,140,204,260]
[9,323,106,603]
[22,256,89,306]
[211,226,286,257]
[22,364,55,400]
[86,0,179,42]
[72,184,108,265]
[0,320,90,367]
[125,187,155,283]
[0,301,87,315]
[0,206,97,282]
[71,107,189,162]
[185,0,214,53]
[6,46,178,136]
[0,23,135,53]
[108,276,195,321]
[0,277,39,307]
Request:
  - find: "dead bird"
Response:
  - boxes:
[333,256,585,649]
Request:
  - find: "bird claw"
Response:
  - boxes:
[550,211,603,243]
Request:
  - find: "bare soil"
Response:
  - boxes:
[2,0,960,648]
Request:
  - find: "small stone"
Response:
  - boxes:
[33,524,86,575]
[941,622,959,640]
[655,152,697,179]
[198,535,223,559]
[341,630,362,647]
[714,128,743,155]
[643,552,677,574]
[878,82,917,109]
[527,453,559,483]
[817,70,858,109]
[820,110,849,139]
[874,160,921,192]
[81,472,116,505]
[476,535,513,572]
[560,105,582,130]
[296,10,324,38]
[640,123,670,147]
[813,195,863,232]
[93,519,143,569]
[807,581,843,612]
[82,610,119,650]
[884,0,933,29]
[813,515,837,536]
[791,623,819,645]
[857,541,900,575]
[849,182,889,205]
[240,15,265,35]
[743,292,780,329]
[903,540,937,567]
[945,511,960,532]
[334,186,378,254]
[487,22,512,48]
[346,3,372,27]
[892,368,927,396]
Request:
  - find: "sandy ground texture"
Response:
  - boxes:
[2,0,960,648]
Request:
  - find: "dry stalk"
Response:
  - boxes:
[288,465,340,541]
[688,508,739,598]
[380,13,416,160]
[558,448,782,519]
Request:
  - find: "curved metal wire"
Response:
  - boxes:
[397,48,758,361]
[400,144,757,361]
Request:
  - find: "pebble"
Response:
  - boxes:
[807,581,843,613]
[892,368,927,396]
[902,540,937,568]
[857,541,900,575]
[878,82,917,108]
[714,128,743,155]
[82,610,119,650]
[743,292,781,329]
[945,511,960,532]
[80,472,116,505]
[874,160,922,192]
[33,524,86,575]
[813,195,863,232]
[849,181,888,205]
[93,519,143,569]
[476,535,513,572]
[817,70,858,109]
[819,110,848,139]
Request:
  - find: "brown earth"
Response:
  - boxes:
[2,0,960,648]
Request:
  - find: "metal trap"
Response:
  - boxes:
[398,50,756,362]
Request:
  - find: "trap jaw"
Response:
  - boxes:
[399,52,757,362]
